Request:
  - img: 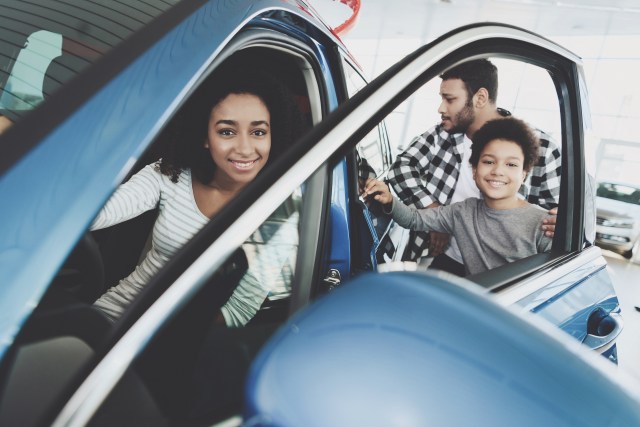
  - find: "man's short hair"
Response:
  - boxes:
[469,117,540,172]
[440,59,498,103]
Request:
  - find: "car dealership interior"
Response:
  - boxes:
[313,0,640,381]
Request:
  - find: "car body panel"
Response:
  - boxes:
[245,272,640,426]
[493,246,620,359]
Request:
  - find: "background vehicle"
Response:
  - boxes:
[0,0,630,425]
[596,181,640,259]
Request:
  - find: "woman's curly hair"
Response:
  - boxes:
[158,64,303,184]
[469,117,540,173]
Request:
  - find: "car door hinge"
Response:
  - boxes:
[322,268,342,292]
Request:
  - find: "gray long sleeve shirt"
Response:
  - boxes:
[389,198,552,275]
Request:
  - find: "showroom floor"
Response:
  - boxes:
[603,251,640,381]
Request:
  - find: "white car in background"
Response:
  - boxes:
[596,181,640,259]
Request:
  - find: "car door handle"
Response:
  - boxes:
[582,311,623,352]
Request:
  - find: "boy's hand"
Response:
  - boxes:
[361,178,393,205]
[541,207,557,237]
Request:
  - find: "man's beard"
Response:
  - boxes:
[445,103,474,134]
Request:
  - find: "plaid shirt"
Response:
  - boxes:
[386,118,562,261]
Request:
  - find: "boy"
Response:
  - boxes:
[362,117,552,276]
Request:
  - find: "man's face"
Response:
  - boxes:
[438,78,474,134]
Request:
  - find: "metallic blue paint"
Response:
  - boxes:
[245,271,640,426]
[328,160,351,279]
[516,262,619,346]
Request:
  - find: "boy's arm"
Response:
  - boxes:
[528,131,561,210]
[388,199,455,234]
[362,177,455,234]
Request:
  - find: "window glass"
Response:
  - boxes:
[0,30,62,111]
[342,58,393,264]
[342,57,392,174]
[342,57,367,96]
[0,0,181,123]
[376,56,562,269]
[224,189,302,326]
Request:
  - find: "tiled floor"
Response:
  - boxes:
[603,250,640,381]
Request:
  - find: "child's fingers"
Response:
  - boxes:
[363,178,381,195]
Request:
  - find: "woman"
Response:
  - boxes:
[91,66,302,325]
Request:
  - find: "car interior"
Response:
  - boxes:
[0,38,333,426]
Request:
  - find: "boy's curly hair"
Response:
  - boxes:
[469,117,539,172]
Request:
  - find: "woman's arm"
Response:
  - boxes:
[91,163,163,230]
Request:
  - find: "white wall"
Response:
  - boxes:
[310,0,640,176]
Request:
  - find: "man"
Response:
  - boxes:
[387,59,560,276]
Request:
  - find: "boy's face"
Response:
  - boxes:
[472,139,527,209]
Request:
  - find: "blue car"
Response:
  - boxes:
[0,0,634,425]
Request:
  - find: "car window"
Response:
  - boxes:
[227,188,302,325]
[0,0,181,125]
[372,56,563,273]
[341,57,393,267]
[342,57,392,172]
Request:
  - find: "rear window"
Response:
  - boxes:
[0,0,180,123]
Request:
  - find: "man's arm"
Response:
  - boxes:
[527,131,561,238]
[387,128,442,209]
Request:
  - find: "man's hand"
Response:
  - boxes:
[428,231,450,257]
[425,201,449,256]
[542,207,557,238]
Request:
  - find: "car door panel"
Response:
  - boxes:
[494,246,620,358]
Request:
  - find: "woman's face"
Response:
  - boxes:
[206,93,271,188]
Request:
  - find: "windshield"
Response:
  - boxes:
[597,182,640,206]
[0,0,180,125]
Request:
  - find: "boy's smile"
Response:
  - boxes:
[473,138,528,210]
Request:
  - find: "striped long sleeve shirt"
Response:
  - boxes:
[92,162,297,326]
